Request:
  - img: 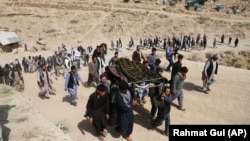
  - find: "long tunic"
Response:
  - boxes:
[115,91,134,137]
[86,92,109,118]
[88,61,99,84]
[202,58,218,81]
[37,69,50,89]
[86,92,109,135]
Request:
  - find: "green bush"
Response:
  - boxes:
[16,116,28,123]
[234,64,242,68]
[56,121,69,133]
[205,53,212,59]
[0,86,12,95]
[70,20,79,24]
[224,50,232,54]
[247,66,250,70]
[196,16,210,24]
[199,0,208,5]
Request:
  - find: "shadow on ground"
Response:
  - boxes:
[62,95,71,104]
[0,105,16,141]
[77,119,96,136]
[183,82,203,92]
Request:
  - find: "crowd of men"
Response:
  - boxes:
[0,57,25,91]
[0,32,227,141]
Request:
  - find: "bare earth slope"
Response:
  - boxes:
[0,85,72,141]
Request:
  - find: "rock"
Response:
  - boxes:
[37,40,46,45]
[12,48,18,54]
[32,46,38,52]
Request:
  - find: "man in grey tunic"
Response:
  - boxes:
[171,67,188,111]
[202,54,219,94]
[147,47,157,70]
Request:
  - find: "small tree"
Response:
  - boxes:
[199,0,208,5]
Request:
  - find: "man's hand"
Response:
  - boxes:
[132,100,137,106]
[172,92,176,96]
[38,82,42,87]
[205,74,208,78]
[160,96,165,101]
[159,82,163,86]
[106,114,110,120]
[89,117,93,124]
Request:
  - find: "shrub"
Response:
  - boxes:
[247,66,250,70]
[46,29,57,33]
[234,63,242,68]
[0,86,12,95]
[158,14,168,19]
[205,53,212,59]
[224,50,232,54]
[70,20,79,24]
[199,0,208,5]
[56,121,69,133]
[196,16,210,24]
[16,116,28,123]
[239,51,249,57]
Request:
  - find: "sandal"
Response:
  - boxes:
[124,137,132,141]
[98,135,104,141]
[178,107,186,111]
[101,131,107,137]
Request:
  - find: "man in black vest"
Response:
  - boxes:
[202,54,219,94]
[64,66,84,106]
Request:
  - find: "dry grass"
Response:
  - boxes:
[22,127,41,140]
[196,16,211,24]
[70,19,79,24]
[56,120,69,133]
[232,22,250,29]
[23,131,38,139]
[45,29,57,34]
[205,52,213,59]
[188,50,250,70]
[0,85,13,97]
[15,116,28,123]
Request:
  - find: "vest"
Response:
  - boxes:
[67,72,79,88]
[38,70,49,87]
[11,70,21,78]
[206,59,218,78]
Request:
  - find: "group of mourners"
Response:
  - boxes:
[116,33,208,52]
[78,40,191,141]
[22,40,188,141]
[0,33,224,141]
[0,57,25,92]
[216,34,239,48]
[83,34,221,141]
[115,33,240,55]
